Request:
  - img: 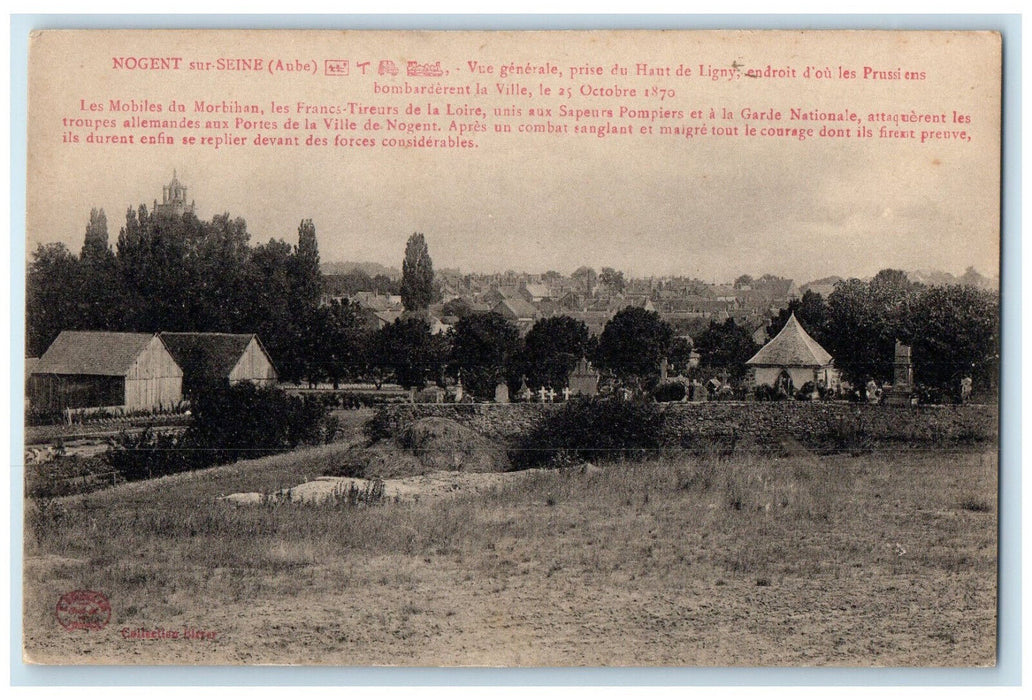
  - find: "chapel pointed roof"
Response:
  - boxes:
[746,313,832,367]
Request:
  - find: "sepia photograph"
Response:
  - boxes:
[19,27,1002,668]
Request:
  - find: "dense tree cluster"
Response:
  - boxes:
[521,316,593,390]
[27,206,329,383]
[596,307,674,387]
[694,318,760,383]
[763,269,999,398]
[28,205,999,404]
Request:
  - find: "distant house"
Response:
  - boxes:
[623,295,656,312]
[535,298,558,318]
[746,313,836,393]
[29,331,183,413]
[557,291,583,312]
[566,311,611,337]
[377,309,452,335]
[492,298,539,324]
[351,292,396,312]
[482,286,524,307]
[658,296,734,318]
[373,310,405,329]
[709,286,738,303]
[160,332,277,393]
[428,315,452,335]
[467,300,493,314]
[799,282,838,298]
[522,283,553,303]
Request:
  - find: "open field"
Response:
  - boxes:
[23,441,996,666]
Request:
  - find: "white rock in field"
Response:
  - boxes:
[217,492,265,506]
[218,467,561,507]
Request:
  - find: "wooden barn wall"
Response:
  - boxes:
[28,374,124,412]
[124,337,183,410]
[229,339,278,385]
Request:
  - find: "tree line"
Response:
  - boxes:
[27,207,998,402]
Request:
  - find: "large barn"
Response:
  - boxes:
[159,332,277,393]
[746,313,837,394]
[29,331,183,413]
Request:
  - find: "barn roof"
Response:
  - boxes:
[746,313,832,367]
[33,331,159,377]
[160,332,258,380]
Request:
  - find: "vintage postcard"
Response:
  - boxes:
[22,29,1000,666]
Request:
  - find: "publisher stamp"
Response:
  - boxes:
[55,590,112,631]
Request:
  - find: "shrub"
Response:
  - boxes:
[795,381,817,401]
[508,396,666,469]
[25,454,118,499]
[26,495,67,546]
[105,428,194,481]
[364,406,399,443]
[104,382,331,483]
[915,383,953,405]
[25,408,66,427]
[326,478,386,507]
[753,385,787,402]
[187,382,327,464]
[653,381,686,403]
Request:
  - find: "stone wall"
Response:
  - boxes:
[370,400,997,450]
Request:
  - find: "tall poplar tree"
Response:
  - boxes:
[291,218,323,310]
[80,208,111,263]
[401,232,434,312]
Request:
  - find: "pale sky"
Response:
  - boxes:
[26,30,1001,284]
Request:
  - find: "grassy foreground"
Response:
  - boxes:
[24,445,997,666]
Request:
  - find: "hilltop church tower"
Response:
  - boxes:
[153,170,195,217]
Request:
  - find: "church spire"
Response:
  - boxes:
[154,170,194,218]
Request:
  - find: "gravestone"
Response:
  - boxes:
[886,340,913,406]
[567,357,599,397]
[494,381,510,404]
[517,376,532,402]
